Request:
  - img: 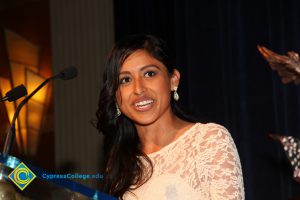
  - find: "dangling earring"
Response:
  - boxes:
[173,86,179,101]
[115,103,121,118]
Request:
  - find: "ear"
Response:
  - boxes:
[170,69,180,90]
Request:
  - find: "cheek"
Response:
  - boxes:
[161,88,172,103]
[159,79,172,95]
[152,81,172,102]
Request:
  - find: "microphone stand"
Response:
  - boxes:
[2,75,60,155]
[0,67,77,193]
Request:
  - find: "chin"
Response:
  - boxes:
[131,115,159,126]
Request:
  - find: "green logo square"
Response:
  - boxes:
[8,162,36,191]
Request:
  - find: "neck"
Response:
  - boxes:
[135,108,193,154]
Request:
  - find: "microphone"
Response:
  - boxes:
[58,66,78,80]
[0,85,27,102]
[2,66,78,155]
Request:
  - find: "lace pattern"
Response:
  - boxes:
[123,123,244,200]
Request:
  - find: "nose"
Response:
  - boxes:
[133,78,145,95]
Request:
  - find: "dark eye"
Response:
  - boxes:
[119,76,131,84]
[145,71,156,77]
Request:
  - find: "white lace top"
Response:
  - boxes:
[123,123,244,200]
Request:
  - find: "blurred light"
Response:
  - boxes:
[5,29,39,67]
[6,156,20,168]
[0,78,14,123]
[10,63,27,150]
[26,70,47,104]
[0,29,47,156]
[0,78,22,150]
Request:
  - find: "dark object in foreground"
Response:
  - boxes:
[257,45,300,84]
[269,134,300,183]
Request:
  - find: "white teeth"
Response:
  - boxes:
[135,100,153,107]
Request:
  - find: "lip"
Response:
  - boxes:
[132,96,155,112]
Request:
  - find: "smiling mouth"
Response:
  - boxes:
[134,99,154,112]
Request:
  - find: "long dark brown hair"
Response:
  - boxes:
[96,34,195,198]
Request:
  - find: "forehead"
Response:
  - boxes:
[120,50,166,72]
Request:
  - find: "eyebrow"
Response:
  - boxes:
[119,65,161,75]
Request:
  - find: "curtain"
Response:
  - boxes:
[114,0,300,199]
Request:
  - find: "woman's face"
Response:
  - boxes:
[116,50,179,126]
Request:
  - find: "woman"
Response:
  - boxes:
[96,34,244,200]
